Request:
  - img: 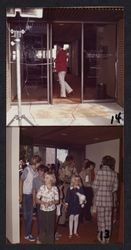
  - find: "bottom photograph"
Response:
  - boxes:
[6,126,124,244]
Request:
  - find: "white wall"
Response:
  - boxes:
[6,24,11,112]
[85,139,120,173]
[6,127,20,243]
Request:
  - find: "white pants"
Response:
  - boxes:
[69,214,79,235]
[58,71,73,97]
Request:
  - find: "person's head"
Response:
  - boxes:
[57,43,63,50]
[102,155,116,170]
[71,174,82,187]
[65,155,74,164]
[89,161,95,170]
[44,172,56,186]
[84,161,91,169]
[82,159,89,169]
[31,155,41,169]
[51,164,56,172]
[37,164,48,177]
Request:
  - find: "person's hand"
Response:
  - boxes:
[64,203,68,211]
[19,195,22,203]
[42,201,49,208]
[33,200,36,208]
[48,200,54,206]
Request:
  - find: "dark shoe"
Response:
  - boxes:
[74,233,80,238]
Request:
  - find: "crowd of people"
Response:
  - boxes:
[19,154,118,245]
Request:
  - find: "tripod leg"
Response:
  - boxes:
[22,115,34,126]
[7,115,19,126]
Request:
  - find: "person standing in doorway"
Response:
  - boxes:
[19,155,41,242]
[55,43,73,98]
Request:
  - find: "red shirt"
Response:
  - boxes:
[55,49,68,73]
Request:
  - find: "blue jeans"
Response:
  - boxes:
[23,194,33,236]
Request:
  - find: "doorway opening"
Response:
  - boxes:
[8,19,118,105]
[52,23,81,104]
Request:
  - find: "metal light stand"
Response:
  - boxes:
[8,29,34,126]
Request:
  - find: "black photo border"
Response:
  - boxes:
[0,0,130,250]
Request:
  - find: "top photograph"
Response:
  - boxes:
[6,7,124,126]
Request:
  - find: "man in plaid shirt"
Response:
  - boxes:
[93,155,118,244]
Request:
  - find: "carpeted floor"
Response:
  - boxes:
[20,215,121,245]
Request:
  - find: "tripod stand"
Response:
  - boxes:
[8,29,34,126]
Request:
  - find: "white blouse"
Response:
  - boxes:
[36,185,59,211]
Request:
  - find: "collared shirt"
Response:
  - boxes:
[92,165,118,207]
[21,165,38,194]
[70,186,80,190]
[36,185,59,212]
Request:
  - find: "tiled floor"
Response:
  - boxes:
[7,102,124,126]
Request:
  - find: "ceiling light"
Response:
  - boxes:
[6,8,43,18]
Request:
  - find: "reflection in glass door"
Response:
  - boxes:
[83,23,117,101]
[10,20,50,103]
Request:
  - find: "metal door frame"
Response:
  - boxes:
[11,20,118,105]
[49,23,53,104]
[11,21,50,105]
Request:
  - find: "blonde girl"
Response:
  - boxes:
[65,175,86,238]
[36,172,59,244]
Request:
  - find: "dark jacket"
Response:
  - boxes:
[65,186,85,215]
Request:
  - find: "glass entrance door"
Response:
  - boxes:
[51,23,81,104]
[83,23,117,101]
[10,20,50,103]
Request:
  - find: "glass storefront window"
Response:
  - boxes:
[57,148,68,163]
[83,23,116,101]
[8,19,118,104]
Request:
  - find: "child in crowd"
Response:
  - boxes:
[79,160,95,222]
[19,155,41,241]
[32,164,48,243]
[36,172,59,244]
[55,180,65,240]
[65,175,86,239]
